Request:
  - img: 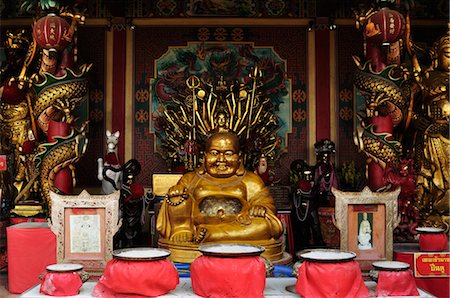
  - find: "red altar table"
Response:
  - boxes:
[394,243,449,298]
[7,222,56,294]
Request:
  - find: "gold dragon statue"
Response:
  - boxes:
[353,2,449,232]
[0,5,90,216]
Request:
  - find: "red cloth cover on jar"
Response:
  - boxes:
[191,256,266,298]
[92,259,179,297]
[39,272,82,296]
[295,261,370,298]
[419,233,448,252]
[376,270,419,296]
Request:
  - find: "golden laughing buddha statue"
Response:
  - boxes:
[157,131,284,262]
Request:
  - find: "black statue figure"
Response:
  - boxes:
[290,160,325,251]
[314,139,338,207]
[116,159,147,248]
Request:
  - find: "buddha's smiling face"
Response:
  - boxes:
[205,132,241,178]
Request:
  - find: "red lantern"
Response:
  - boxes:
[33,13,71,51]
[365,8,405,46]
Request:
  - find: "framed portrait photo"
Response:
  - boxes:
[49,190,121,274]
[349,204,386,260]
[332,187,400,270]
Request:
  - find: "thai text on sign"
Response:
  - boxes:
[414,253,450,277]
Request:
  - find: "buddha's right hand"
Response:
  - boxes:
[165,185,189,206]
[168,185,188,199]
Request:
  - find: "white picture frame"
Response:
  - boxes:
[49,190,121,274]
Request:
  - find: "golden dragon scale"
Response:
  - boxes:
[35,126,88,207]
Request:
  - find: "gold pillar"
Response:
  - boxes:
[105,30,114,132]
[125,29,134,162]
[307,30,316,165]
[329,30,338,164]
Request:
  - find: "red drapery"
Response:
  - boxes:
[93,258,179,297]
[419,233,448,252]
[191,255,266,298]
[376,270,419,296]
[40,272,83,296]
[295,261,370,298]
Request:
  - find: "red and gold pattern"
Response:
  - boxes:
[339,107,352,121]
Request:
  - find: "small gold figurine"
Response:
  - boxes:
[157,131,284,262]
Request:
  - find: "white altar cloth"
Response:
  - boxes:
[20,278,435,297]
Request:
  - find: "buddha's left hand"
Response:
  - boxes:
[249,205,267,217]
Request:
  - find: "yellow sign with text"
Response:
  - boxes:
[414,253,450,278]
[152,173,183,197]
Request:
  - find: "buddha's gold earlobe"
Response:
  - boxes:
[199,162,206,175]
[236,155,245,176]
[236,163,245,176]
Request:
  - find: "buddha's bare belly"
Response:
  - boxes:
[195,196,246,224]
